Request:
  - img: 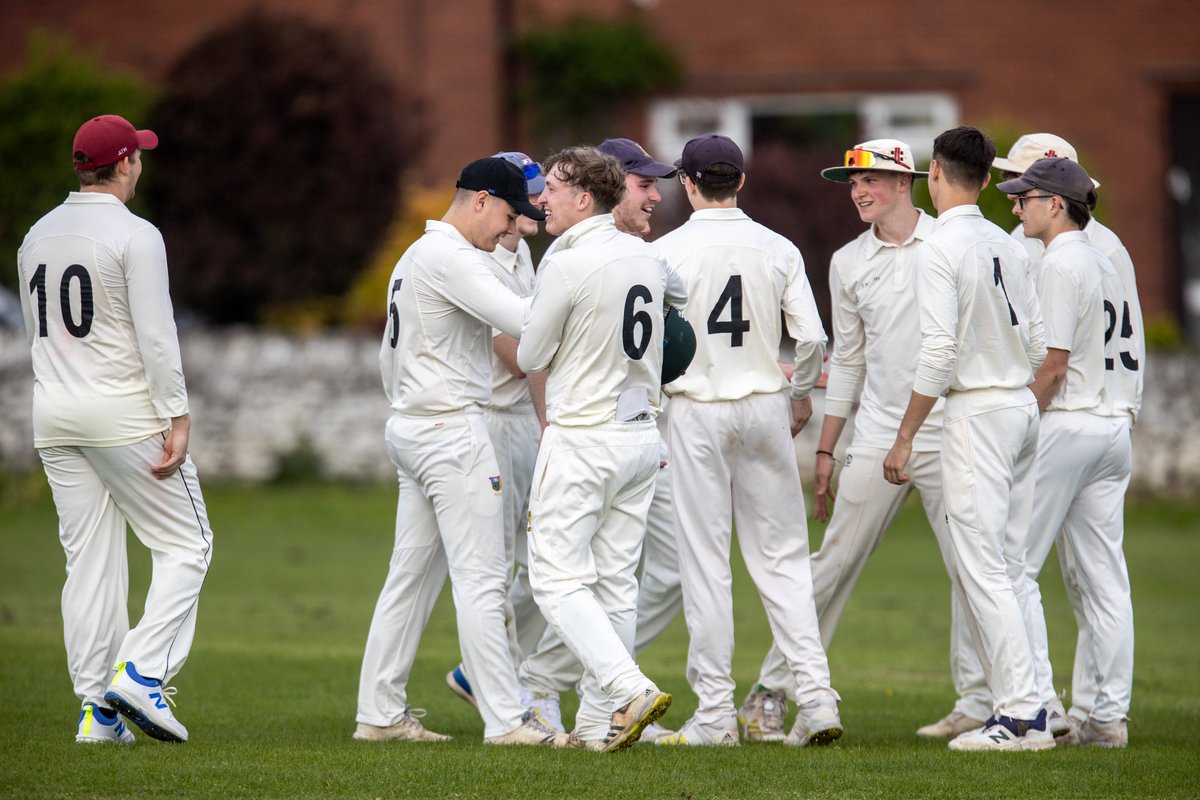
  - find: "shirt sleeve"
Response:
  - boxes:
[823,250,865,418]
[17,245,36,346]
[660,257,689,312]
[517,257,572,373]
[1021,250,1048,372]
[780,244,828,399]
[1038,259,1080,352]
[913,240,959,398]
[125,225,189,419]
[439,248,528,338]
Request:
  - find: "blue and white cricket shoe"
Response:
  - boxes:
[104,661,188,743]
[445,664,478,709]
[76,702,135,744]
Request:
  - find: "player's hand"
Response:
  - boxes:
[151,416,191,480]
[789,396,813,437]
[883,440,912,485]
[812,453,837,522]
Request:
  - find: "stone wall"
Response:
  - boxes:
[1,330,1197,496]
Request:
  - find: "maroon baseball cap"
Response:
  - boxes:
[72,115,158,170]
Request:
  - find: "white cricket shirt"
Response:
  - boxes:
[656,207,827,403]
[18,192,188,447]
[517,214,676,426]
[1013,219,1143,420]
[380,220,527,416]
[485,238,536,410]
[1035,231,1106,413]
[913,205,1046,398]
[825,211,944,451]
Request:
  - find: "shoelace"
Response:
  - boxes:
[159,686,178,708]
[403,707,430,724]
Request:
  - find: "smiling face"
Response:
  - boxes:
[537,166,588,236]
[469,193,518,251]
[847,170,907,226]
[611,172,662,239]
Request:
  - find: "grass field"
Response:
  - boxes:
[2,475,1198,799]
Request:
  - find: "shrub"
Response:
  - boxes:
[0,33,150,291]
[147,12,423,324]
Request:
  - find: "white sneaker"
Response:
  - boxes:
[353,707,451,742]
[76,703,135,744]
[566,730,606,751]
[103,661,188,743]
[484,709,570,746]
[916,709,986,739]
[527,692,564,733]
[948,715,1055,752]
[655,717,739,746]
[737,686,787,742]
[1060,716,1128,748]
[639,721,672,743]
[1046,694,1071,737]
[603,687,672,752]
[784,703,843,747]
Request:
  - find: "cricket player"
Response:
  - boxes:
[738,139,985,742]
[997,157,1138,748]
[656,134,841,747]
[922,133,1145,743]
[514,137,685,738]
[443,151,548,708]
[517,146,680,752]
[18,115,213,744]
[355,157,566,747]
[883,126,1052,752]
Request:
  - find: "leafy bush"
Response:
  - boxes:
[515,17,680,145]
[0,34,150,291]
[147,12,422,324]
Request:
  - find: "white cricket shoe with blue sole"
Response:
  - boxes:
[103,661,188,743]
[76,703,135,744]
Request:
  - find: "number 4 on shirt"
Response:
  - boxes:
[708,274,750,347]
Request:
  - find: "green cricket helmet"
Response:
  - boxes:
[662,305,696,384]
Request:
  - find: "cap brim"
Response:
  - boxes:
[631,159,677,178]
[995,176,1036,194]
[136,130,159,151]
[991,157,1024,174]
[820,166,928,183]
[507,198,546,221]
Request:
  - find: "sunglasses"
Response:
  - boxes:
[1016,193,1055,209]
[843,148,905,169]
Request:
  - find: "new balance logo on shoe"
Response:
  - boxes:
[150,691,168,710]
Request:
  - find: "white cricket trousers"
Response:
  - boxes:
[754,446,990,718]
[953,411,1135,722]
[356,412,525,738]
[941,388,1043,720]
[669,392,837,726]
[39,435,213,707]
[483,403,544,662]
[526,419,661,741]
[517,432,683,695]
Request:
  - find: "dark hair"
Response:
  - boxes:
[543,146,626,213]
[1065,196,1092,229]
[73,150,120,186]
[693,163,741,202]
[932,126,995,188]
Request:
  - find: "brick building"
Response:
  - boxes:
[4,0,1199,337]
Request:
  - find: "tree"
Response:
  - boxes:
[147,12,422,324]
[0,34,150,292]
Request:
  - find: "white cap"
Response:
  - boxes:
[993,133,1100,188]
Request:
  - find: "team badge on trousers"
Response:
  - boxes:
[489,475,503,493]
